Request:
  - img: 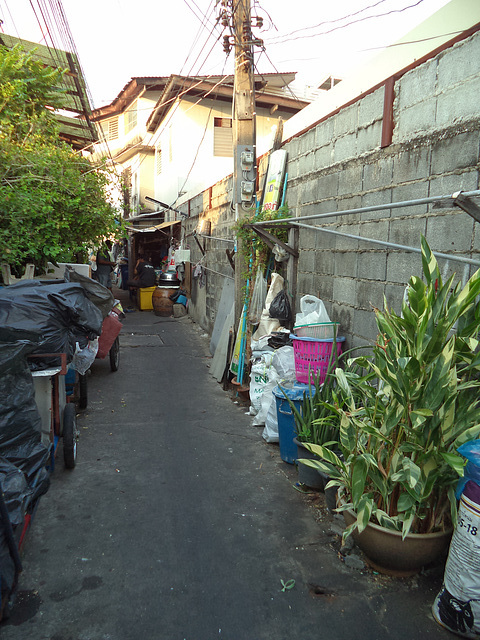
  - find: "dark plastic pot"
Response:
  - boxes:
[294,438,325,490]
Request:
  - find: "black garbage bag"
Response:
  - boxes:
[267,332,293,349]
[64,266,115,318]
[0,281,103,370]
[269,290,292,322]
[0,341,50,494]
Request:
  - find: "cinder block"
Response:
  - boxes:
[385,284,407,315]
[356,280,385,311]
[334,103,358,137]
[357,251,387,281]
[333,277,357,307]
[357,219,390,251]
[313,172,339,200]
[314,249,335,274]
[425,212,474,254]
[336,195,362,224]
[386,251,423,284]
[334,250,358,277]
[358,88,383,128]
[299,248,315,270]
[393,146,431,184]
[331,303,354,334]
[333,133,357,163]
[396,61,438,111]
[389,215,427,249]
[316,275,334,304]
[428,171,478,198]
[314,144,334,170]
[357,120,382,156]
[353,308,379,342]
[363,157,393,192]
[338,164,363,197]
[316,230,337,251]
[391,182,429,217]
[430,131,480,175]
[315,119,334,148]
[394,99,437,140]
[436,77,480,127]
[361,189,393,220]
[437,33,480,90]
[297,272,315,295]
[299,151,315,176]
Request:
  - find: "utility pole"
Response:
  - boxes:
[231,0,256,327]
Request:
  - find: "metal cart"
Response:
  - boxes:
[31,353,78,470]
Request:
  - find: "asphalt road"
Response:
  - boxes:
[1,296,452,639]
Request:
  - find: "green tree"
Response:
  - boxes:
[0,44,122,274]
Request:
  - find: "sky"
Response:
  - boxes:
[0,0,452,108]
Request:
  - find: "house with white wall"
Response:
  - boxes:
[90,74,309,226]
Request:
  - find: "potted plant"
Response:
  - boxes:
[300,237,480,574]
[281,348,347,491]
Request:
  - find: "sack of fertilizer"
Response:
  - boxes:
[433,441,480,637]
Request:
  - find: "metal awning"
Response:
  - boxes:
[126,220,182,234]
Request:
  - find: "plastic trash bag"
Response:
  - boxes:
[269,290,292,321]
[71,339,99,375]
[249,352,274,416]
[0,280,103,370]
[433,440,480,637]
[249,267,267,324]
[252,273,284,340]
[271,346,295,381]
[295,295,331,326]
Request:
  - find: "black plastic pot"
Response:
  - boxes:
[293,438,325,490]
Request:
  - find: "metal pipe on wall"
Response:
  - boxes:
[289,221,480,268]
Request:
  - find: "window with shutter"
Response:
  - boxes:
[213,117,233,157]
[125,104,137,133]
[108,118,119,140]
[156,146,162,175]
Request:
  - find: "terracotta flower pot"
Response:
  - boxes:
[343,508,452,577]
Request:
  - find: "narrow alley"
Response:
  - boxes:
[1,293,451,640]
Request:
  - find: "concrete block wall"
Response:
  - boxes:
[180,29,480,348]
[283,29,480,350]
[182,175,236,334]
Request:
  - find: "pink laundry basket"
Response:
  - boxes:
[291,336,345,384]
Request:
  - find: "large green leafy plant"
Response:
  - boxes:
[0,45,122,274]
[301,237,480,539]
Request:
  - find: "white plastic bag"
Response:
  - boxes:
[71,339,98,375]
[262,396,279,443]
[295,295,331,326]
[252,372,278,426]
[249,352,274,416]
[271,346,295,381]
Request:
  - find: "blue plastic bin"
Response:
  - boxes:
[273,383,311,464]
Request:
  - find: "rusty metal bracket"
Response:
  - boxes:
[250,224,298,258]
[452,191,480,223]
[193,231,206,256]
[226,249,235,271]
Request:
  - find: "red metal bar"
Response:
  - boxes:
[381,76,395,148]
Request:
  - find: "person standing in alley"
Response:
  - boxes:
[96,240,116,290]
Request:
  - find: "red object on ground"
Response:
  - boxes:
[96,312,122,359]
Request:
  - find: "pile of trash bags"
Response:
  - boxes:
[0,275,112,615]
[248,289,334,443]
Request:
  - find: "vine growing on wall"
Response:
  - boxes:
[234,205,290,287]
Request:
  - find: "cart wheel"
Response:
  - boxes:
[109,336,120,372]
[63,403,78,469]
[78,373,88,410]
